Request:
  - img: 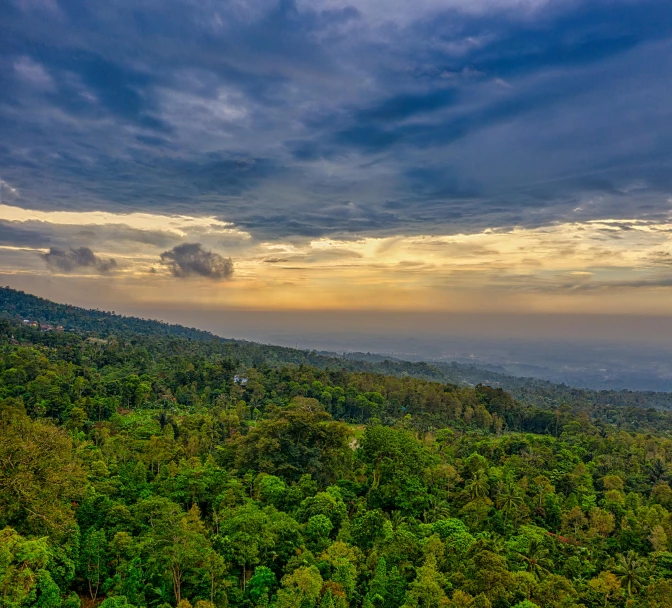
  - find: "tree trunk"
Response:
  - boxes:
[171,564,182,604]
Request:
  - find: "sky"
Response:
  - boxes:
[3,0,672,340]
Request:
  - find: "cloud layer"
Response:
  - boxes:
[1,0,672,240]
[42,246,117,273]
[2,202,672,315]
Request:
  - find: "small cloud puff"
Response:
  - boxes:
[42,246,118,273]
[159,242,233,279]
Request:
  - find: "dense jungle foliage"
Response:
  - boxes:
[2,290,672,607]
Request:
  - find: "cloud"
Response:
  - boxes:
[1,0,672,243]
[42,247,118,273]
[13,56,54,90]
[0,179,19,196]
[159,243,234,279]
[0,221,48,248]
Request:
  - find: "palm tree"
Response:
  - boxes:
[465,472,490,500]
[496,481,524,523]
[480,531,506,555]
[518,539,553,581]
[423,496,451,523]
[611,551,647,598]
[389,510,409,531]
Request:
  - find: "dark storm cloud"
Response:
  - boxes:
[0,221,48,248]
[42,247,118,273]
[3,0,672,238]
[159,243,234,279]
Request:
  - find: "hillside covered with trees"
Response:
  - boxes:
[3,286,672,414]
[1,290,672,607]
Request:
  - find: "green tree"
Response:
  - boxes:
[80,528,108,601]
[403,554,449,608]
[364,557,388,607]
[611,551,647,598]
[233,401,352,485]
[465,473,490,501]
[248,565,277,606]
[644,579,672,608]
[0,407,86,538]
[138,500,211,604]
[0,527,53,608]
[496,481,524,525]
[517,539,552,581]
[588,571,621,607]
[275,565,323,608]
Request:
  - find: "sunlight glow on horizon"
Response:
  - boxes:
[3,202,672,315]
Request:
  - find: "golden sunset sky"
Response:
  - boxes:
[3,0,672,338]
[3,202,672,318]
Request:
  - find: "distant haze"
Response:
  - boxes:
[128,307,672,391]
[6,276,672,390]
[117,308,672,349]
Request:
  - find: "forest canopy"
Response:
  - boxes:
[1,289,672,607]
